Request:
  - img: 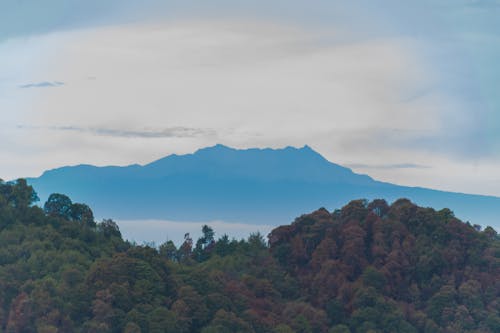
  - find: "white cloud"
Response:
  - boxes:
[14,22,433,159]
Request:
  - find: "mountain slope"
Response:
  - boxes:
[27,145,500,228]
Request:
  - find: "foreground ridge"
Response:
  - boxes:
[0,180,499,332]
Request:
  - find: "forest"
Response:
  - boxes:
[0,179,498,333]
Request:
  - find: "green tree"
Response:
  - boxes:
[69,203,95,226]
[123,322,142,333]
[44,193,72,218]
[361,267,386,291]
[201,310,254,333]
[329,324,351,333]
[98,219,121,238]
[194,225,215,261]
[178,233,193,262]
[159,240,178,261]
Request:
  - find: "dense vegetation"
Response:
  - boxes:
[0,179,498,333]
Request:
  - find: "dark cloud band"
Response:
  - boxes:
[19,81,64,89]
[346,163,430,170]
[17,125,216,139]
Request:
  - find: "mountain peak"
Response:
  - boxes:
[141,143,370,186]
[292,144,321,156]
[194,144,234,154]
[195,144,320,156]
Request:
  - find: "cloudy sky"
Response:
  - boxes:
[2,0,500,196]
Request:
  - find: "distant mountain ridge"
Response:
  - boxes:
[27,145,500,229]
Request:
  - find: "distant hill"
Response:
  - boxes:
[27,144,500,229]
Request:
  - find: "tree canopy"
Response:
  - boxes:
[0,180,498,332]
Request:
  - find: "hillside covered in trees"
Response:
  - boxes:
[0,179,499,333]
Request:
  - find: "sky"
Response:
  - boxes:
[1,0,500,197]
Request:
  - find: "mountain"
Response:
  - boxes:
[27,144,500,229]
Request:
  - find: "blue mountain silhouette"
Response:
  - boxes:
[27,145,500,229]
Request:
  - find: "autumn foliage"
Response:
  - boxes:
[0,180,499,332]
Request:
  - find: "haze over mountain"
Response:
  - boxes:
[27,145,500,229]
